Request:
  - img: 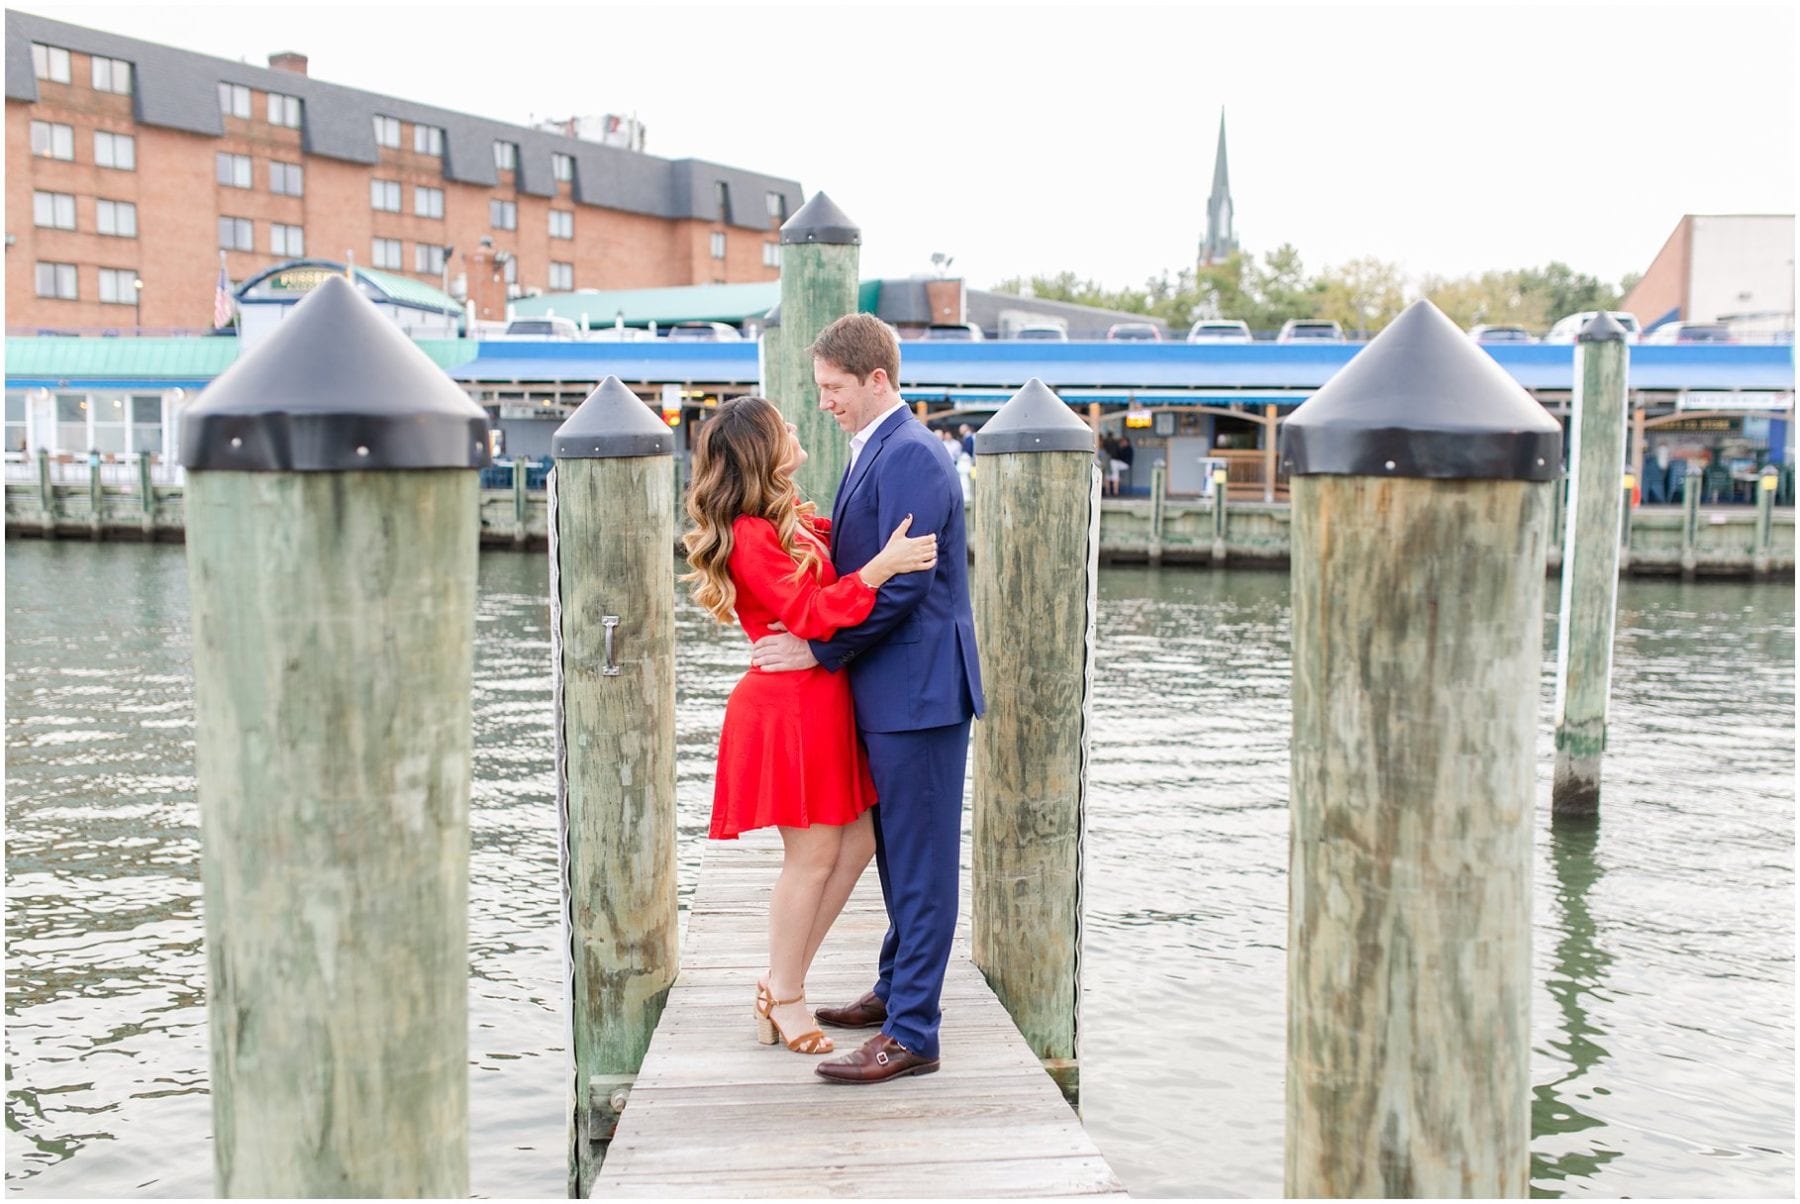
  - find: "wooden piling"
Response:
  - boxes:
[1681,471,1700,578]
[1210,465,1228,564]
[87,454,102,539]
[761,193,859,511]
[36,448,55,536]
[137,450,156,536]
[1754,468,1778,577]
[549,376,678,1197]
[1618,474,1636,572]
[1280,299,1559,1198]
[971,378,1098,1109]
[1552,314,1630,822]
[512,455,529,545]
[1548,469,1566,571]
[180,275,489,1197]
[1148,459,1166,567]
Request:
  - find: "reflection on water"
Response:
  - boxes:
[5,543,1794,1198]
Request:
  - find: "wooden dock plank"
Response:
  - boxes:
[591,832,1127,1198]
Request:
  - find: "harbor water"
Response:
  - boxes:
[4,541,1793,1197]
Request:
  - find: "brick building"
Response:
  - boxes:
[5,10,802,332]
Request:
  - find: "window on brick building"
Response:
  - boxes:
[553,152,573,183]
[33,191,76,231]
[97,200,138,238]
[763,241,780,268]
[766,191,786,221]
[415,244,447,274]
[91,56,132,94]
[218,82,251,119]
[711,231,726,259]
[35,262,78,300]
[490,199,517,230]
[493,141,517,171]
[99,268,138,304]
[31,121,74,160]
[218,216,253,252]
[413,124,444,156]
[95,130,135,170]
[502,256,518,285]
[268,92,302,128]
[32,43,70,83]
[371,238,403,270]
[715,181,732,224]
[269,161,304,196]
[549,262,574,291]
[271,223,304,256]
[372,114,401,147]
[414,186,444,218]
[549,210,573,239]
[216,152,252,189]
[371,179,402,212]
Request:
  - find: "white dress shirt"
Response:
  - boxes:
[847,400,911,473]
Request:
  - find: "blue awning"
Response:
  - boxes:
[448,339,1794,398]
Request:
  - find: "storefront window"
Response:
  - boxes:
[5,392,27,453]
[92,395,129,453]
[56,393,87,451]
[132,395,163,456]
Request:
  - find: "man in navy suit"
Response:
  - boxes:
[750,313,984,1083]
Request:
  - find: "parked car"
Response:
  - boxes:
[1185,319,1252,344]
[499,316,580,339]
[919,323,985,341]
[1642,321,1733,344]
[1107,322,1163,341]
[1276,319,1345,343]
[1468,324,1535,344]
[1011,323,1068,341]
[665,321,743,341]
[586,325,656,342]
[1543,310,1642,343]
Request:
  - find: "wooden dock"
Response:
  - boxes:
[591,834,1127,1198]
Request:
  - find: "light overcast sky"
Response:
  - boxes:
[22,1,1797,291]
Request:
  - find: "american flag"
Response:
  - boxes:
[213,259,233,328]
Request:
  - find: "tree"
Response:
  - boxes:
[1316,257,1408,337]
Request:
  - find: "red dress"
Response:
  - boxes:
[709,513,879,839]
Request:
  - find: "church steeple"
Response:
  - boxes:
[1201,110,1237,266]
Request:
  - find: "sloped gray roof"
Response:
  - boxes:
[5,9,802,229]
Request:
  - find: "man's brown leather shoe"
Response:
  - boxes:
[814,989,886,1029]
[814,1033,938,1084]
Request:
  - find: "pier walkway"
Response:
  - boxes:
[593,833,1126,1198]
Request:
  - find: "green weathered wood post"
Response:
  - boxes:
[1148,459,1166,567]
[760,192,859,511]
[1753,466,1778,577]
[1210,464,1228,564]
[1280,299,1559,1198]
[971,378,1097,1109]
[1681,470,1701,578]
[180,275,489,1198]
[137,450,156,537]
[1552,314,1630,822]
[550,376,678,1197]
[1548,470,1566,572]
[36,448,56,536]
[87,452,103,539]
[512,455,529,545]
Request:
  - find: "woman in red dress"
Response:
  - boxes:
[682,396,936,1054]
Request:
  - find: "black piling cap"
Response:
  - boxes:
[1579,311,1629,342]
[180,274,490,471]
[779,192,860,246]
[551,376,674,460]
[975,378,1095,455]
[1280,299,1562,481]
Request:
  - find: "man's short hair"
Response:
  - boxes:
[810,313,901,387]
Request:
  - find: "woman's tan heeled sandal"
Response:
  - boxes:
[754,986,834,1054]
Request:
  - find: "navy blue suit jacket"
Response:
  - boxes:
[809,408,985,733]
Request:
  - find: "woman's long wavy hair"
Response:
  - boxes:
[681,395,821,623]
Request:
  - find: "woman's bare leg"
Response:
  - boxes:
[767,823,842,1040]
[800,810,877,982]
